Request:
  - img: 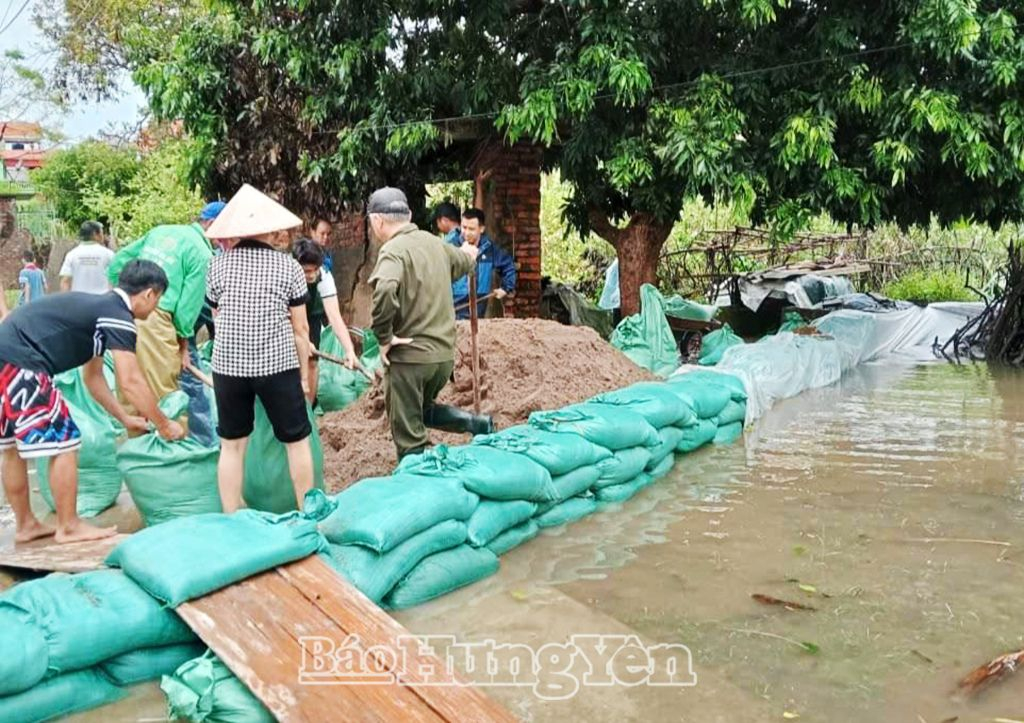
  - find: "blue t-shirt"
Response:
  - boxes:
[18,265,47,305]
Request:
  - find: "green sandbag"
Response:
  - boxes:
[322,520,467,604]
[589,383,697,428]
[486,520,540,556]
[610,283,680,377]
[594,473,654,504]
[714,421,744,445]
[106,510,325,606]
[198,340,214,364]
[385,545,500,610]
[550,465,602,501]
[647,426,684,468]
[472,425,612,476]
[717,399,746,425]
[698,323,743,366]
[534,496,598,528]
[595,447,652,488]
[35,369,122,518]
[0,570,194,674]
[676,419,719,453]
[315,477,478,553]
[779,310,805,332]
[0,606,48,696]
[317,329,382,412]
[529,403,660,451]
[397,444,557,502]
[467,501,538,547]
[670,369,747,400]
[0,668,125,723]
[664,295,718,322]
[162,654,274,723]
[119,435,221,527]
[242,399,324,514]
[100,643,207,686]
[664,376,732,419]
[647,452,676,480]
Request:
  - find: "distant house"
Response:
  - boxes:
[1,122,46,183]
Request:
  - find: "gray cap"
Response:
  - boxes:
[367,187,411,214]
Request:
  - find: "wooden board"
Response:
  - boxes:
[179,556,517,723]
[0,533,126,573]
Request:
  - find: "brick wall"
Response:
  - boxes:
[477,143,543,318]
[0,198,33,292]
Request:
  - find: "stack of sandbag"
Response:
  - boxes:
[35,367,123,518]
[162,653,274,723]
[665,369,748,445]
[317,329,382,412]
[0,569,201,722]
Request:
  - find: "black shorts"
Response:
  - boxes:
[213,369,311,443]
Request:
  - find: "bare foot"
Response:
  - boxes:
[55,521,117,544]
[14,519,56,544]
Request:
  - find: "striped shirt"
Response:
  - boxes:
[0,290,137,375]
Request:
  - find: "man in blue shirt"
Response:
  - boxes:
[18,250,47,305]
[450,208,517,320]
[434,202,462,245]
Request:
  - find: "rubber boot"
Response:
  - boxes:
[423,404,495,436]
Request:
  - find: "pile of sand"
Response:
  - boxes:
[318,318,655,491]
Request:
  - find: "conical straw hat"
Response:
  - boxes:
[205,184,302,239]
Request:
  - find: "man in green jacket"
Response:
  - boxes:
[107,204,222,417]
[367,187,493,459]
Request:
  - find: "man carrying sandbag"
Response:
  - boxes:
[0,260,185,544]
[366,187,493,459]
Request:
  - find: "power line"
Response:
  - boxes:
[0,0,31,37]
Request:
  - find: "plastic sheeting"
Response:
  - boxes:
[719,273,856,312]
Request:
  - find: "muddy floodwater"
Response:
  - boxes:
[5,361,1023,722]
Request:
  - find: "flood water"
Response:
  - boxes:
[7,361,1024,722]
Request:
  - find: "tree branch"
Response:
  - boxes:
[588,207,624,249]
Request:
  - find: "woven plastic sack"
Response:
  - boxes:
[486,520,540,556]
[670,369,747,401]
[648,427,685,468]
[610,284,680,377]
[0,570,194,675]
[472,425,612,476]
[0,668,125,723]
[664,376,732,419]
[529,403,660,451]
[322,520,467,604]
[119,435,221,527]
[243,399,324,514]
[699,324,743,366]
[550,465,602,501]
[385,545,499,609]
[317,329,382,412]
[647,452,676,480]
[664,295,718,322]
[717,399,746,426]
[100,643,207,686]
[595,473,654,504]
[106,510,325,606]
[397,445,557,502]
[594,447,653,488]
[36,368,122,517]
[676,419,719,453]
[534,496,598,528]
[162,653,274,723]
[0,606,48,696]
[315,477,477,553]
[714,421,744,445]
[589,383,697,429]
[467,501,538,547]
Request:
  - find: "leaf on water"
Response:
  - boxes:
[510,590,528,601]
[782,713,800,720]
[957,648,1024,696]
[798,583,817,594]
[751,593,816,612]
[793,545,807,556]
[799,641,821,655]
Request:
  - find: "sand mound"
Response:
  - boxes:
[319,318,655,491]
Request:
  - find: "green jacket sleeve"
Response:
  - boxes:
[107,235,147,284]
[171,243,213,339]
[369,251,404,346]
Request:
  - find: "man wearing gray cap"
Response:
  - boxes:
[367,187,494,458]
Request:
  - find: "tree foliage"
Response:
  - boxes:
[33,141,140,227]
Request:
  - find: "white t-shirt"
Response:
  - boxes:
[60,243,116,294]
[317,268,337,299]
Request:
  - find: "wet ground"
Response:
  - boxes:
[5,361,1024,722]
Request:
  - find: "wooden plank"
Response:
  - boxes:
[0,534,126,573]
[280,557,518,723]
[180,558,514,722]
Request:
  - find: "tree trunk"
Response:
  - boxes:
[589,210,672,317]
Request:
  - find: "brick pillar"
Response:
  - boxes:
[477,143,542,318]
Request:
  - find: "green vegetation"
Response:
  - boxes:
[882,270,977,303]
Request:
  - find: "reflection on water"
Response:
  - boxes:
[396,362,1024,722]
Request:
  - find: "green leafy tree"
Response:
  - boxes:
[33,141,140,227]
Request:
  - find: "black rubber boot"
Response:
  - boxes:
[423,404,495,436]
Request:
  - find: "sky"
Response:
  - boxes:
[0,0,145,141]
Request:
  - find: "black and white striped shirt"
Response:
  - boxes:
[0,290,137,375]
[205,240,308,377]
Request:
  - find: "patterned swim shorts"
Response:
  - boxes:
[0,363,81,458]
